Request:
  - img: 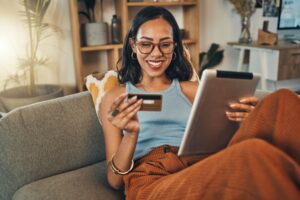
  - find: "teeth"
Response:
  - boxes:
[148,61,162,66]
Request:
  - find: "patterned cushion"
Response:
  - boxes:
[85,70,119,122]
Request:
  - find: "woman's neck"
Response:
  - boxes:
[137,77,172,92]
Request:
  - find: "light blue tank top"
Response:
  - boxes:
[126,79,192,160]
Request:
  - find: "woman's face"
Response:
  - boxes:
[132,18,175,80]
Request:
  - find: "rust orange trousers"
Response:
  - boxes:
[123,89,300,200]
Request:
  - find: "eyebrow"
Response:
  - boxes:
[139,36,172,41]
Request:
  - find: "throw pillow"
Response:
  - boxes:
[85,70,119,122]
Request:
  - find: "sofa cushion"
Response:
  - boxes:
[13,162,124,200]
[85,70,119,123]
[0,92,105,200]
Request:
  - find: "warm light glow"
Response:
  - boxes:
[0,34,14,64]
[0,26,21,78]
[0,10,27,87]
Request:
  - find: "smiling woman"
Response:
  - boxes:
[0,33,16,71]
[96,6,300,200]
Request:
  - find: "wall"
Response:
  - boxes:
[200,0,300,91]
[200,0,278,69]
[0,0,299,94]
[0,0,76,94]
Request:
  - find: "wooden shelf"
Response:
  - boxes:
[81,44,123,52]
[127,2,197,7]
[69,0,200,92]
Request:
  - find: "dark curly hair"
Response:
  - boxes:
[117,6,193,84]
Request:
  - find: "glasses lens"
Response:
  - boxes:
[136,42,175,54]
[159,42,174,54]
[137,42,153,54]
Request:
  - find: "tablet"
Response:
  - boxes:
[177,69,260,156]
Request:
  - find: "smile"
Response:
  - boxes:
[147,60,163,67]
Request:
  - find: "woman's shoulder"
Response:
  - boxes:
[179,80,199,103]
[179,80,199,88]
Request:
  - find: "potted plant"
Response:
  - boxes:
[227,0,256,43]
[199,43,224,79]
[79,0,108,46]
[0,0,64,112]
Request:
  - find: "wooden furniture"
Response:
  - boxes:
[69,0,200,92]
[257,29,278,46]
[228,41,300,90]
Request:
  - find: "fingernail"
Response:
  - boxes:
[226,111,230,115]
[131,95,137,100]
[239,99,246,103]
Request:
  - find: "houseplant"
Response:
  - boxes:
[199,43,224,79]
[79,0,108,46]
[227,0,256,43]
[0,0,63,112]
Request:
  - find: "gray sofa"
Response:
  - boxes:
[0,90,269,200]
[0,91,124,200]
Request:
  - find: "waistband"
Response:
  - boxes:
[135,145,179,165]
[135,145,212,168]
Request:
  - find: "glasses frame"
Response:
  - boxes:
[134,40,177,55]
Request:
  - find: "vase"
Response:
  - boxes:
[239,16,252,43]
[81,22,108,46]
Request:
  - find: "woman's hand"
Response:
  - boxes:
[226,96,259,122]
[107,93,143,134]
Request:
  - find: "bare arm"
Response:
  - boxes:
[99,87,142,189]
[180,81,199,103]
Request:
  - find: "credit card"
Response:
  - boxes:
[128,93,162,111]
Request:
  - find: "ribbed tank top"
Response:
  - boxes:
[126,79,192,160]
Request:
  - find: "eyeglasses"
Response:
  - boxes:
[135,41,176,54]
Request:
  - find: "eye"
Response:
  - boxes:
[160,42,172,48]
[139,42,153,48]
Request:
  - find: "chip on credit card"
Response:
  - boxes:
[128,93,162,111]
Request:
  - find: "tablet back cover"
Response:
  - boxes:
[178,69,259,156]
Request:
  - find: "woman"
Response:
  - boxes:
[100,6,300,200]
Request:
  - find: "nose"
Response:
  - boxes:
[151,44,163,56]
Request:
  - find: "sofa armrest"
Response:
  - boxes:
[0,91,105,200]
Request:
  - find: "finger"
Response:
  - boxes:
[109,98,141,121]
[229,103,255,112]
[108,99,142,126]
[227,116,244,122]
[118,95,138,112]
[123,107,142,132]
[123,104,142,124]
[110,92,128,112]
[226,111,248,118]
[226,112,246,122]
[119,101,142,128]
[239,96,259,105]
[119,98,142,117]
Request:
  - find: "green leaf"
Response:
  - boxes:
[198,43,224,79]
[81,0,96,22]
[206,43,220,59]
[79,11,91,22]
